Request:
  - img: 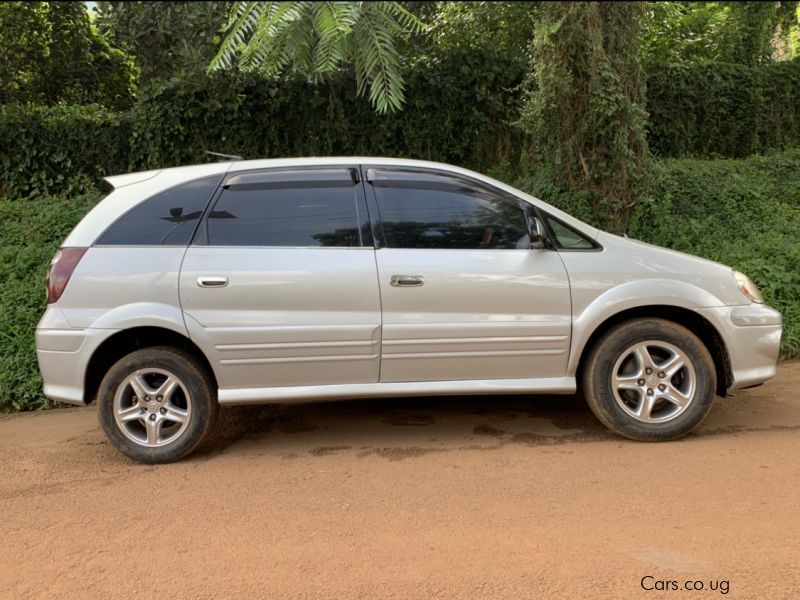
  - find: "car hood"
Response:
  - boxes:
[607,233,731,272]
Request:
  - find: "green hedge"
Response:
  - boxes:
[0,191,102,410]
[0,48,526,199]
[128,48,527,172]
[2,56,800,199]
[646,60,800,158]
[0,104,131,198]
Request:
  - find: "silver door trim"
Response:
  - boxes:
[217,377,576,406]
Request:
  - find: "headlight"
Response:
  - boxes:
[733,270,764,304]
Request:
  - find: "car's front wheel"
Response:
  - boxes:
[97,347,218,463]
[582,318,716,441]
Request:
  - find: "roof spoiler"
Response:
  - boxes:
[103,169,161,190]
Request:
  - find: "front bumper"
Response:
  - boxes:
[697,304,782,392]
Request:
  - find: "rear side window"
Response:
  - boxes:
[371,171,529,250]
[96,175,221,246]
[205,173,363,247]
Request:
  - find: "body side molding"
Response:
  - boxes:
[218,377,576,406]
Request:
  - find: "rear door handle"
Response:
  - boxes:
[197,276,228,288]
[390,275,424,287]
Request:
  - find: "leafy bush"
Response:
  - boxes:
[0,104,131,199]
[647,60,800,157]
[0,1,138,109]
[0,191,102,411]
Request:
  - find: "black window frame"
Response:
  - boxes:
[192,166,373,248]
[363,166,535,251]
[93,173,225,247]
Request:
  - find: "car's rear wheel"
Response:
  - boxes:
[582,318,716,441]
[97,347,218,463]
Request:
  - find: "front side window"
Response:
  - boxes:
[206,175,363,247]
[372,172,529,250]
[96,175,222,246]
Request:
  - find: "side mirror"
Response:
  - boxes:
[529,216,548,250]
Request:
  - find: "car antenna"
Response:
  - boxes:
[205,150,244,162]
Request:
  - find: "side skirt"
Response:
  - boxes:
[217,377,577,406]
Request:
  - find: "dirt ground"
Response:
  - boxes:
[1,363,799,600]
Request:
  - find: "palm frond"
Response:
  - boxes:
[238,2,307,72]
[208,0,421,112]
[209,1,268,72]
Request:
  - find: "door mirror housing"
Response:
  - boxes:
[529,216,549,250]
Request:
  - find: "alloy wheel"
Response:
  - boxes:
[610,340,697,423]
[112,368,192,447]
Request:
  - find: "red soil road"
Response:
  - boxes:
[1,363,799,600]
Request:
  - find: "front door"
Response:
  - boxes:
[180,167,381,390]
[365,166,571,383]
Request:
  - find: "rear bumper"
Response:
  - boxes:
[36,321,113,406]
[697,304,782,392]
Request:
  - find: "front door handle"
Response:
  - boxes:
[390,275,424,287]
[197,276,228,288]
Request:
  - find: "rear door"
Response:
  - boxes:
[179,167,381,390]
[365,166,572,383]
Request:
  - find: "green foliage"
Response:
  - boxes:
[0,1,138,109]
[0,191,101,411]
[642,1,800,65]
[423,1,538,60]
[94,1,230,85]
[647,60,800,157]
[721,1,782,64]
[0,104,131,199]
[642,1,788,66]
[518,1,649,233]
[628,150,800,358]
[130,47,527,171]
[209,1,426,113]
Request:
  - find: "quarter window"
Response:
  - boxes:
[96,175,221,246]
[206,177,362,247]
[372,172,529,250]
[543,214,597,250]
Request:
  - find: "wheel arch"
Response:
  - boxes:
[574,305,734,397]
[83,326,218,405]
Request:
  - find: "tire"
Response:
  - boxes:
[97,346,218,463]
[582,318,716,442]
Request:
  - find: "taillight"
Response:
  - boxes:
[46,247,87,304]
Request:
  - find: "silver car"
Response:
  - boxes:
[36,158,782,462]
